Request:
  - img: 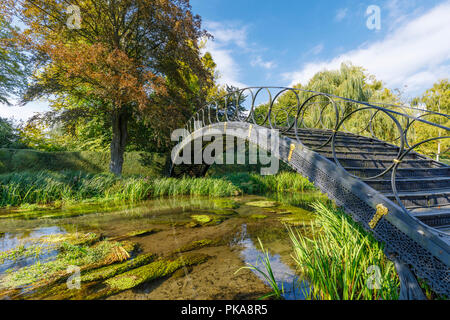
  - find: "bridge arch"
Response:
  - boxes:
[170,87,450,297]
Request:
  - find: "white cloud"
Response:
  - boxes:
[250,56,276,69]
[335,8,349,22]
[202,21,249,88]
[283,1,450,97]
[204,21,248,49]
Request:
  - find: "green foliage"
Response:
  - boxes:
[0,170,242,207]
[288,202,400,300]
[0,17,29,105]
[0,149,166,175]
[254,63,403,144]
[409,79,450,158]
[0,118,26,148]
[1,240,121,289]
[217,172,316,194]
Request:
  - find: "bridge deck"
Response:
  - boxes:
[171,122,450,296]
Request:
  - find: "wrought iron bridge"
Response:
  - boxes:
[170,87,450,298]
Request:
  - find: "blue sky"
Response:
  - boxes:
[1,0,449,121]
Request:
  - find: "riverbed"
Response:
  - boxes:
[0,192,328,300]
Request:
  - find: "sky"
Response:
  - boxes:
[1,0,449,121]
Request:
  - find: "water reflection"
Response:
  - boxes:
[0,226,64,273]
[236,224,309,300]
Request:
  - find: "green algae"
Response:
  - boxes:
[279,215,310,226]
[40,232,100,246]
[81,253,156,282]
[211,198,240,209]
[96,253,211,298]
[0,238,134,290]
[190,215,212,224]
[245,201,278,208]
[250,214,268,220]
[0,243,56,264]
[206,209,238,216]
[190,215,225,225]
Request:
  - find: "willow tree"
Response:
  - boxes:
[411,79,450,158]
[5,0,212,174]
[255,63,401,142]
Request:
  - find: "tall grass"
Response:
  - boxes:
[0,171,241,207]
[288,202,400,300]
[217,172,316,194]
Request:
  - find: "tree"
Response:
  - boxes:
[410,79,450,159]
[5,0,212,174]
[0,15,29,105]
[0,117,26,148]
[254,63,402,143]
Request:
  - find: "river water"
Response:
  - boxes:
[0,192,327,300]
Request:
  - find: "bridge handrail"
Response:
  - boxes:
[183,86,449,216]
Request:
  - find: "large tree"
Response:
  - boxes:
[5,0,213,174]
[410,79,450,159]
[0,15,29,105]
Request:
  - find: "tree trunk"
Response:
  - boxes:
[110,110,128,175]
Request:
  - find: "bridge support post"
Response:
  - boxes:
[392,256,427,300]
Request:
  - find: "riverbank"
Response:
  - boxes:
[0,170,316,209]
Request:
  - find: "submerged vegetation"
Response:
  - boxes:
[0,229,211,300]
[288,202,400,300]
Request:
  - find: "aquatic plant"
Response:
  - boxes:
[288,202,400,300]
[96,253,211,299]
[217,172,316,194]
[0,170,241,208]
[0,236,135,290]
[245,201,278,208]
[235,238,284,300]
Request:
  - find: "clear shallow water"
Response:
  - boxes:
[0,193,323,300]
[237,224,309,300]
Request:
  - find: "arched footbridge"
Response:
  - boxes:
[170,87,450,298]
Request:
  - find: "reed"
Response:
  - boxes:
[288,202,400,300]
[0,170,241,207]
[218,172,316,194]
[235,238,285,300]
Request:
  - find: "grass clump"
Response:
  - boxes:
[0,170,241,208]
[288,202,400,300]
[218,172,316,194]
